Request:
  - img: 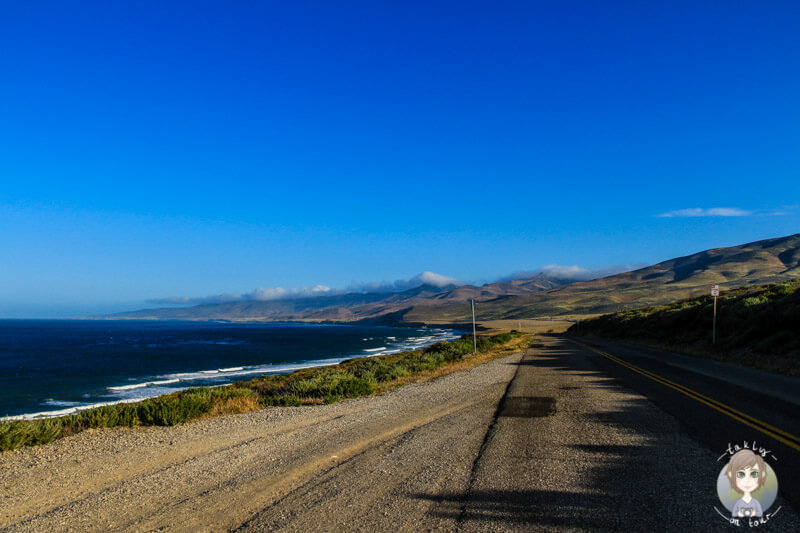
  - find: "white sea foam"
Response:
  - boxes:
[12,327,465,420]
[109,378,180,391]
[43,399,82,407]
[5,398,144,421]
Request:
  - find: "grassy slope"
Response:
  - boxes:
[567,280,800,375]
[0,331,528,452]
[405,233,800,322]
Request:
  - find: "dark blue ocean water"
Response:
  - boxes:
[0,320,461,419]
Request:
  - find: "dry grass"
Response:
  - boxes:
[479,319,577,335]
[571,279,800,376]
[374,334,531,393]
[205,394,261,418]
[2,332,526,452]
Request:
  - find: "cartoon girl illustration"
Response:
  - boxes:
[725,449,767,518]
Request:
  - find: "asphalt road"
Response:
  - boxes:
[573,338,800,528]
[5,337,799,531]
[568,336,800,513]
[246,336,800,531]
[453,337,800,531]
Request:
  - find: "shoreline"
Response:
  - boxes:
[0,347,526,531]
[1,331,527,453]
[4,323,466,421]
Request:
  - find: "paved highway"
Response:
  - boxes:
[454,337,800,531]
[568,336,800,512]
[4,336,799,531]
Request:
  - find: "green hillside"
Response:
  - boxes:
[567,279,800,375]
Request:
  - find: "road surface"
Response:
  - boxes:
[3,337,799,531]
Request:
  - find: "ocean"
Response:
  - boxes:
[0,320,463,419]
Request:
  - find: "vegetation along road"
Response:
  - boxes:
[3,336,800,531]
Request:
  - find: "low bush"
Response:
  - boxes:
[1,330,525,452]
[568,280,800,374]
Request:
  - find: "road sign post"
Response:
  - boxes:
[711,285,720,344]
[471,299,477,353]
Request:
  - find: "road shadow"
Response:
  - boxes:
[513,342,634,394]
[411,488,632,530]
[410,338,757,531]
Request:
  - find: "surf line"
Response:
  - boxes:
[567,339,800,453]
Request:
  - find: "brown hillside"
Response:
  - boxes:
[405,233,800,322]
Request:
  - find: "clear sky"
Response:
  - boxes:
[1,1,798,318]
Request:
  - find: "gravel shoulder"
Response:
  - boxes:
[5,338,797,531]
[1,350,521,532]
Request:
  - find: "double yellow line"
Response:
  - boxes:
[567,339,800,453]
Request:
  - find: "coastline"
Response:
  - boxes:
[1,321,465,421]
[0,347,526,531]
[1,331,526,453]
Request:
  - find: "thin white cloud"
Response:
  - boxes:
[499,264,645,282]
[148,272,461,306]
[765,205,798,216]
[250,285,331,301]
[656,207,752,218]
[346,271,462,293]
[148,285,333,305]
[539,264,591,279]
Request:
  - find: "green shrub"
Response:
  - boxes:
[742,296,767,307]
[755,330,799,353]
[30,419,65,445]
[568,280,800,372]
[332,377,374,397]
[0,420,37,450]
[69,404,139,430]
[1,330,525,452]
[261,395,302,407]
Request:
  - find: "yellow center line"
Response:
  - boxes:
[599,349,795,441]
[566,338,800,453]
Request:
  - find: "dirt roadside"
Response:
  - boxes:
[1,349,522,532]
[7,337,798,531]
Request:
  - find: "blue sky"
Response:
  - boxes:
[1,1,798,318]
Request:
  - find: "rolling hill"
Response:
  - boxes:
[405,233,800,322]
[106,233,800,324]
[105,276,567,323]
[566,279,800,375]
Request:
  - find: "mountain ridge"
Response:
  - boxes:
[104,276,568,322]
[406,233,800,322]
[104,233,800,324]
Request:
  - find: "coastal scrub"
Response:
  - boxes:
[568,280,800,375]
[1,331,526,452]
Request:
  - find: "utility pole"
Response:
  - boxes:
[471,299,477,353]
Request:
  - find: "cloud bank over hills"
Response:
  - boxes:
[114,233,800,322]
[345,271,462,294]
[147,271,463,306]
[498,264,644,283]
[146,266,617,307]
[148,285,334,306]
